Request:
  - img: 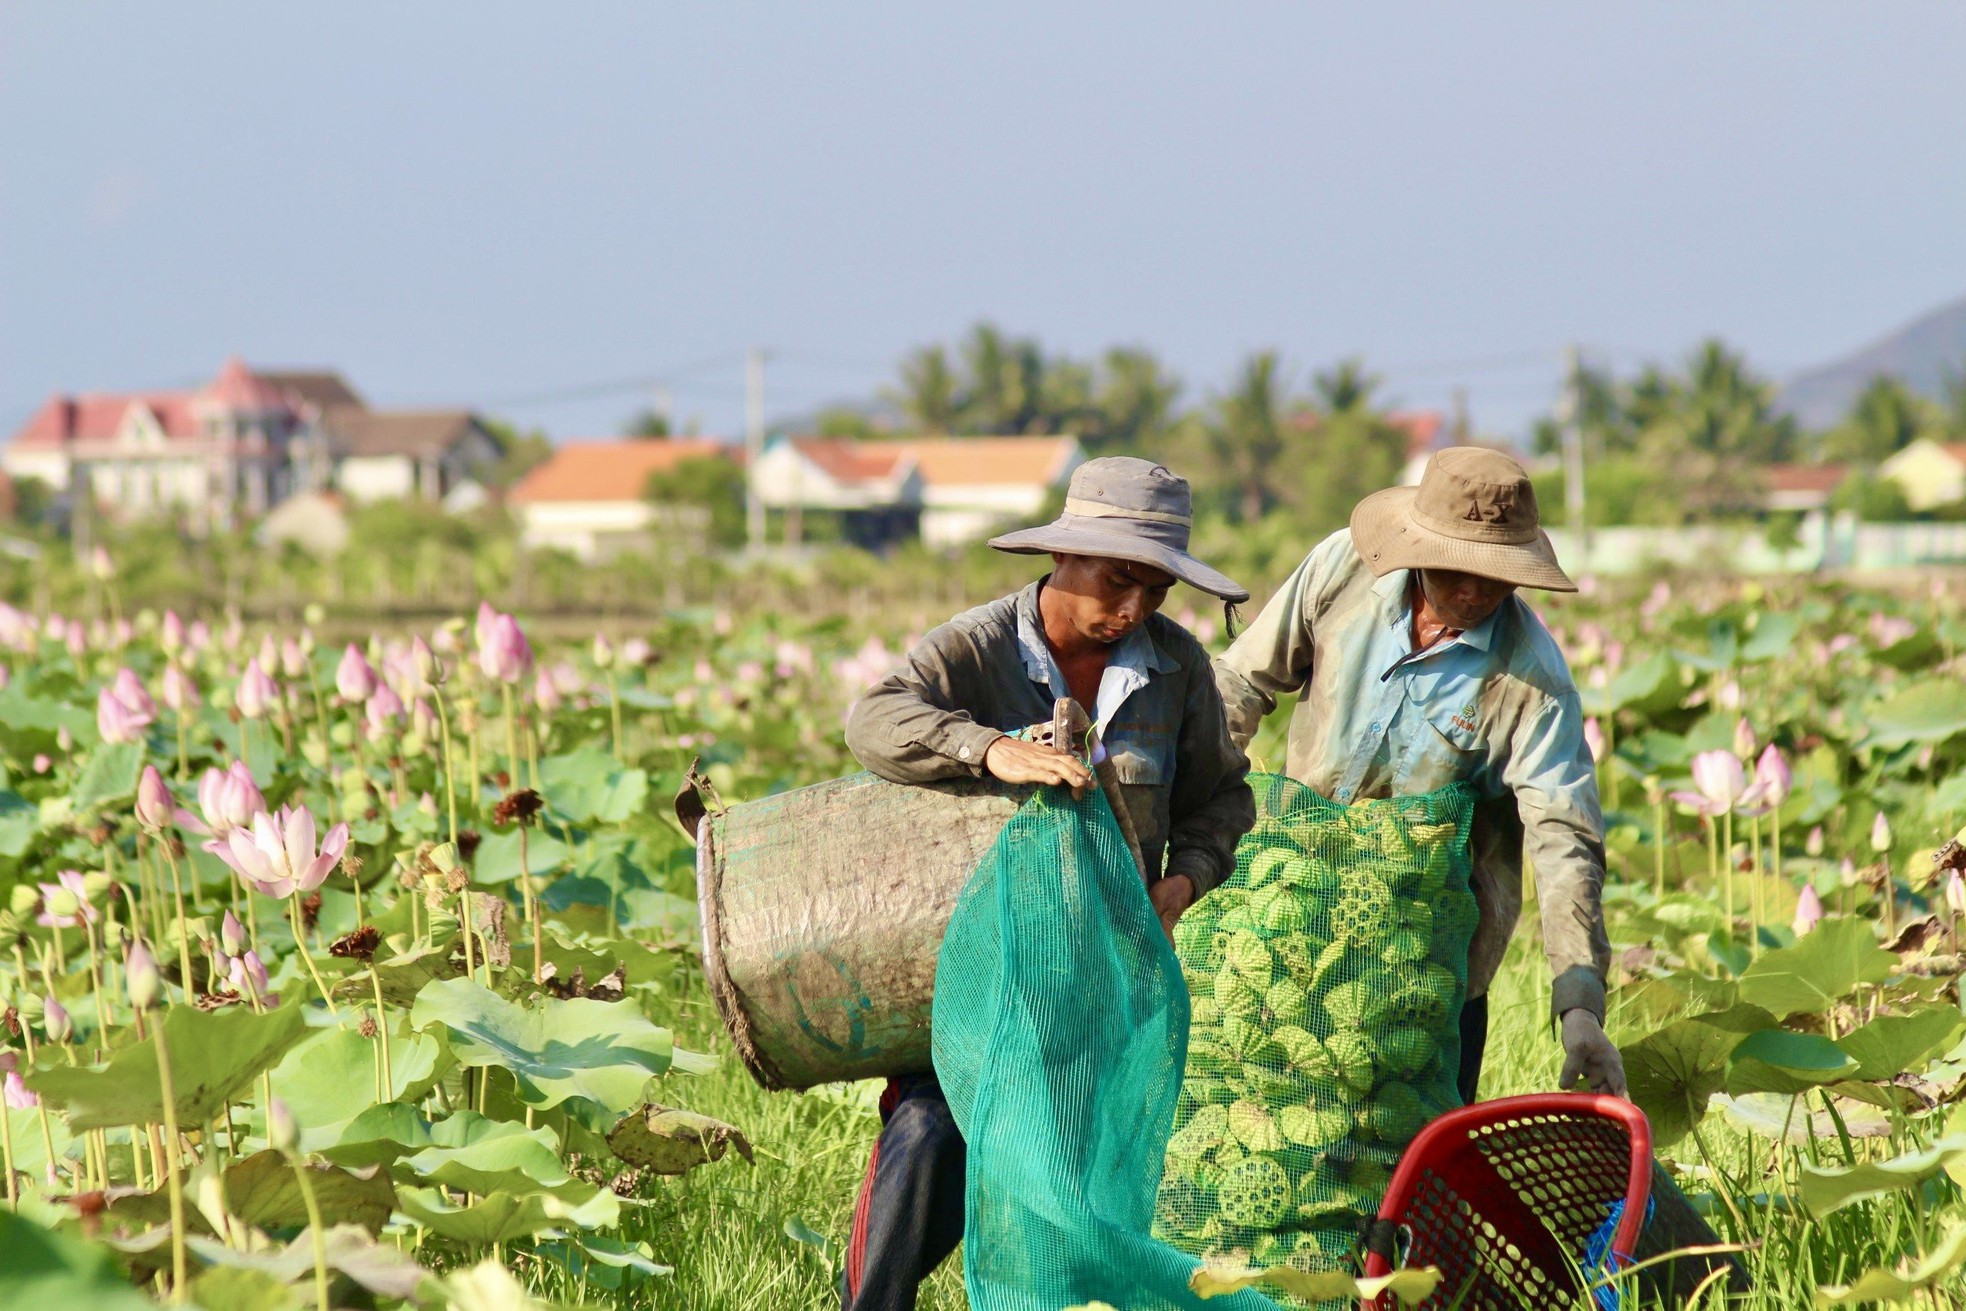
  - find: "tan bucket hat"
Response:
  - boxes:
[1349,446,1576,592]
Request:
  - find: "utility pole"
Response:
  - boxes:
[1559,343,1589,565]
[745,349,766,552]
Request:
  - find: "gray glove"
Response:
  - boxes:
[1558,1008,1627,1097]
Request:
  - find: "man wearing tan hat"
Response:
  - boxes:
[840,456,1256,1311]
[1215,446,1624,1104]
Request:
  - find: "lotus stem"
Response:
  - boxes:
[369,968,393,1098]
[159,842,196,1001]
[287,893,339,1015]
[1,1088,15,1204]
[434,689,460,845]
[152,1015,189,1301]
[500,682,520,796]
[286,1150,332,1311]
[520,824,540,983]
[606,669,623,761]
[1722,809,1735,935]
[82,915,111,1042]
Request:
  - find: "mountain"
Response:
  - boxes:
[1780,294,1966,430]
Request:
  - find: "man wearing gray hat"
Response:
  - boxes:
[1214,446,1624,1107]
[839,456,1255,1311]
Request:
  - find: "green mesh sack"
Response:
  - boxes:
[934,788,1284,1311]
[1153,775,1477,1291]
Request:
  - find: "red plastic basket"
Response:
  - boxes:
[1359,1094,1652,1310]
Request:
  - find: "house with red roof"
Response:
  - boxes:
[509,438,739,560]
[3,357,504,530]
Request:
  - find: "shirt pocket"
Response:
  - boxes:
[1106,741,1171,785]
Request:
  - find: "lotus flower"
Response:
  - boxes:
[236,659,278,720]
[621,637,651,666]
[1946,870,1966,918]
[1742,745,1791,817]
[1583,718,1606,765]
[96,668,156,744]
[1870,812,1892,853]
[207,805,350,899]
[194,762,265,837]
[279,638,308,680]
[188,619,211,654]
[126,939,161,1010]
[1792,885,1824,937]
[365,684,406,729]
[42,995,71,1043]
[229,949,270,999]
[3,1066,35,1110]
[533,666,562,714]
[475,601,499,653]
[257,634,279,677]
[1672,750,1761,816]
[160,664,199,713]
[1806,825,1825,857]
[335,644,377,703]
[220,909,247,957]
[37,869,95,927]
[160,610,186,655]
[477,612,532,684]
[135,765,176,834]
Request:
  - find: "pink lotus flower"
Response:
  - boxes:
[126,939,161,1010]
[280,638,308,680]
[1806,825,1825,857]
[257,634,279,676]
[187,619,211,654]
[160,664,199,713]
[620,637,651,666]
[335,644,378,702]
[193,762,265,837]
[1946,870,1966,919]
[229,949,270,999]
[533,666,563,714]
[1583,718,1607,765]
[474,601,498,653]
[236,659,278,720]
[207,805,349,899]
[1672,750,1762,817]
[135,765,176,834]
[220,909,247,957]
[32,753,50,775]
[37,870,96,927]
[477,613,532,684]
[96,668,156,744]
[88,545,115,581]
[160,610,186,655]
[1741,745,1791,817]
[365,684,406,729]
[3,1068,35,1111]
[1793,885,1824,936]
[1870,811,1892,853]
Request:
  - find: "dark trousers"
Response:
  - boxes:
[842,1074,966,1311]
[1458,992,1489,1105]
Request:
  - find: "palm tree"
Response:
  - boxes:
[891,346,960,433]
[1311,358,1379,416]
[1209,352,1290,522]
[1826,375,1930,464]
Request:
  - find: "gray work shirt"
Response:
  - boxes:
[1214,529,1614,1021]
[844,578,1256,894]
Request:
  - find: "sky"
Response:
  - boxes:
[3,3,1964,445]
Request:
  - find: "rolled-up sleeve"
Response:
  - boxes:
[844,623,1005,783]
[1504,689,1614,1022]
[1213,540,1333,749]
[1164,658,1256,897]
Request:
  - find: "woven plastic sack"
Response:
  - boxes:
[1153,775,1478,1290]
[933,787,1283,1311]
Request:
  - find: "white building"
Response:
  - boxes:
[509,439,735,561]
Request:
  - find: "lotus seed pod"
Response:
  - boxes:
[44,885,81,922]
[9,884,38,916]
[80,871,113,903]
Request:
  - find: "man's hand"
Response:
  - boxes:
[1558,1009,1627,1097]
[983,736,1095,797]
[1148,874,1196,946]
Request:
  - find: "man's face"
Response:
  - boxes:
[1418,567,1516,631]
[1048,553,1176,644]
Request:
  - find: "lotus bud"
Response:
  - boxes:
[533,666,563,714]
[220,909,247,958]
[1839,857,1858,887]
[56,724,73,754]
[160,609,186,655]
[236,659,278,720]
[336,644,378,702]
[1806,825,1825,857]
[1583,718,1606,765]
[1947,869,1966,918]
[42,994,72,1043]
[1752,744,1790,810]
[412,635,445,686]
[1732,717,1756,760]
[266,1096,299,1154]
[477,613,533,685]
[1792,885,1824,937]
[280,638,307,680]
[1870,812,1892,853]
[89,545,115,581]
[135,765,176,834]
[222,614,244,653]
[257,633,279,675]
[10,883,39,916]
[231,950,269,998]
[621,637,651,666]
[592,634,615,670]
[126,939,161,1010]
[160,663,199,713]
[417,791,439,820]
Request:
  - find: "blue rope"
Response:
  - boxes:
[1583,1195,1654,1311]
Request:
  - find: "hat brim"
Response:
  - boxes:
[1350,486,1577,592]
[989,524,1250,603]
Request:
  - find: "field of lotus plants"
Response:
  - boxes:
[1,563,1965,1309]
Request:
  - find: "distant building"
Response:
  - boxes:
[1,357,504,529]
[1878,439,1966,512]
[748,434,1081,548]
[510,439,737,561]
[1758,463,1850,514]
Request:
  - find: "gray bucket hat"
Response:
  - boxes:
[989,457,1249,602]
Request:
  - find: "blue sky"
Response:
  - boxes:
[3,3,1962,442]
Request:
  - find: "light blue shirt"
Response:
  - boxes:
[1015,590,1156,740]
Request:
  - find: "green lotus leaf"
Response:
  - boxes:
[26,1001,309,1131]
[409,977,710,1119]
[395,1181,620,1243]
[395,1111,577,1196]
[0,1206,156,1310]
[1799,1136,1966,1217]
[1836,1005,1966,1082]
[1725,1029,1861,1097]
[1621,1004,1775,1148]
[268,1024,449,1149]
[1736,917,1895,1017]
